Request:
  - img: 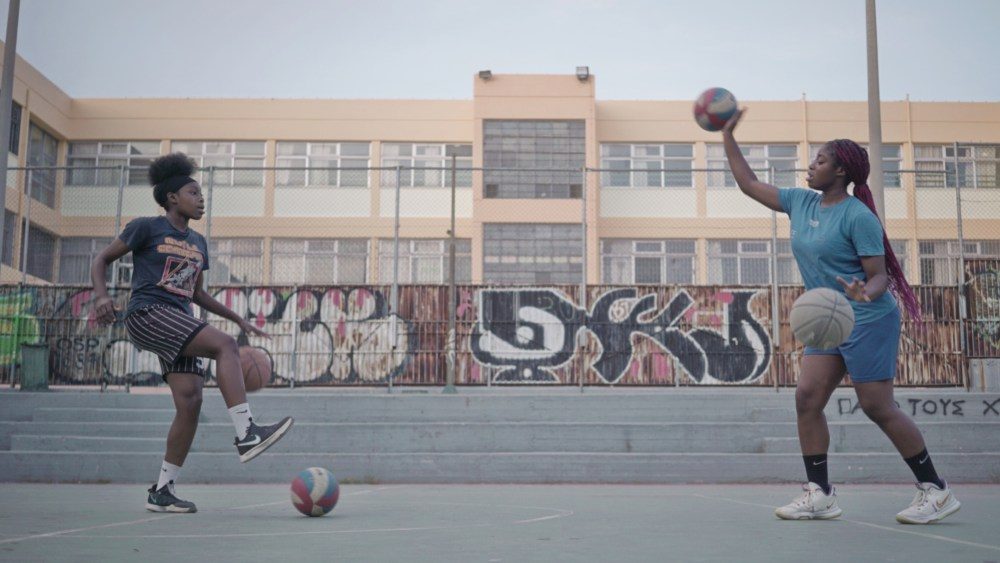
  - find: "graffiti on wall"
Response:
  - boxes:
[471,288,771,385]
[206,287,410,383]
[0,283,977,387]
[967,259,1000,358]
[0,292,41,364]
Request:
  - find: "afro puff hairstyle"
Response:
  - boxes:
[149,152,197,209]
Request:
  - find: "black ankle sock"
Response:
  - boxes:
[803,454,831,495]
[903,448,945,489]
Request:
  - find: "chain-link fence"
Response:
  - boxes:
[1,154,998,389]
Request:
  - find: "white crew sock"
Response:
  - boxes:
[157,460,181,491]
[228,403,254,439]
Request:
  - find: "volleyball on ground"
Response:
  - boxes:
[290,467,340,517]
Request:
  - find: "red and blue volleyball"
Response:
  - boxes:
[693,87,738,131]
[290,467,340,517]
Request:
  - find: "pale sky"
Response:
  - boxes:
[4,0,998,101]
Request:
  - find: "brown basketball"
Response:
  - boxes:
[239,346,272,392]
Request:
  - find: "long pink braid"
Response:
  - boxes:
[827,139,921,320]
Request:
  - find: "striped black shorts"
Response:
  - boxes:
[124,305,209,381]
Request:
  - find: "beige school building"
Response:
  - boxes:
[3,46,999,287]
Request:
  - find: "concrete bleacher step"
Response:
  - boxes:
[2,389,997,484]
[6,421,798,454]
[9,421,998,455]
[1,450,997,484]
[0,391,803,423]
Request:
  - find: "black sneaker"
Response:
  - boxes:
[146,481,197,513]
[235,416,294,463]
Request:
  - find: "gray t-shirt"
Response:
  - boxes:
[118,216,210,315]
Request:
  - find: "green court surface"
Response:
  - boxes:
[1,483,998,562]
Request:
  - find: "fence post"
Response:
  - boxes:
[769,166,780,392]
[19,168,31,285]
[579,166,588,393]
[444,156,458,393]
[111,165,126,286]
[389,165,402,394]
[204,166,215,255]
[290,285,299,389]
[952,142,969,390]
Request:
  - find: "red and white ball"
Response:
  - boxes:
[290,467,340,517]
[693,87,738,132]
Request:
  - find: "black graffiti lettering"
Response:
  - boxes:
[952,400,964,417]
[984,398,1000,416]
[921,400,938,415]
[686,291,771,383]
[837,398,854,415]
[908,398,921,416]
[471,289,584,383]
[939,399,951,416]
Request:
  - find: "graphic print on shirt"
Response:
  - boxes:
[155,237,204,298]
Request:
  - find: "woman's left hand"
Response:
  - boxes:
[238,318,271,339]
[836,276,871,303]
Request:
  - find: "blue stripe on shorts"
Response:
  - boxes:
[804,306,901,383]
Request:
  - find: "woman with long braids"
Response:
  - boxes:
[721,109,959,524]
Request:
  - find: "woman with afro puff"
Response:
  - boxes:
[91,152,294,513]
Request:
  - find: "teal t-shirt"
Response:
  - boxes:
[778,187,897,325]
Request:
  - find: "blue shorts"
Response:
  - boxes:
[804,306,900,383]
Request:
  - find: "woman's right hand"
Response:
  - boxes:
[94,296,119,325]
[722,107,746,135]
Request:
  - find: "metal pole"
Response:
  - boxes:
[953,142,969,390]
[389,165,402,394]
[19,168,30,284]
[111,165,126,286]
[204,166,215,257]
[444,156,458,394]
[865,0,886,218]
[200,167,215,324]
[769,166,780,392]
[289,285,299,389]
[579,166,587,393]
[0,0,21,267]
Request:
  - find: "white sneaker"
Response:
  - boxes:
[775,482,843,520]
[895,482,961,524]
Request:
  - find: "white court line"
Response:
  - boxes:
[690,493,1000,554]
[0,486,392,546]
[0,515,183,546]
[61,524,496,539]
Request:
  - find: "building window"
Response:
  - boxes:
[67,141,160,186]
[707,144,797,188]
[600,239,696,284]
[915,144,1000,189]
[889,239,908,277]
[483,120,585,199]
[22,222,56,281]
[276,142,370,188]
[810,143,902,188]
[381,143,472,188]
[208,238,265,284]
[26,123,59,207]
[58,237,132,285]
[2,210,15,266]
[600,144,694,188]
[270,239,368,284]
[918,240,1000,285]
[377,239,472,284]
[171,141,266,187]
[9,101,21,155]
[483,223,582,284]
[707,239,799,285]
